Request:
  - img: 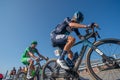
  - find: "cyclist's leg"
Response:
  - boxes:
[68,50,73,60]
[27,59,35,79]
[59,36,75,60]
[52,34,68,60]
[54,35,75,69]
[21,57,34,79]
[63,36,75,60]
[68,50,79,62]
[52,34,69,69]
[64,36,75,52]
[21,57,30,66]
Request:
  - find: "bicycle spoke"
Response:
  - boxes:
[87,39,120,80]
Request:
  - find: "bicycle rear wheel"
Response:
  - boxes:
[86,38,120,80]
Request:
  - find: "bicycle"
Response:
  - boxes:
[17,58,47,80]
[42,23,120,80]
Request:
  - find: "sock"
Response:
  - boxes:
[66,58,74,67]
[59,50,67,60]
[27,67,31,76]
[72,52,78,62]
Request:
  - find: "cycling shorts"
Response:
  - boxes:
[21,57,31,65]
[51,33,68,45]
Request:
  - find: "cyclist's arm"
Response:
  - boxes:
[69,22,87,28]
[64,17,87,28]
[74,28,83,39]
[26,47,38,59]
[28,52,37,59]
[36,50,48,60]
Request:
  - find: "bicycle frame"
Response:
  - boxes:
[73,39,106,72]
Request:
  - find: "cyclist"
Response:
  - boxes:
[17,66,22,74]
[50,11,89,70]
[21,41,48,79]
[9,67,16,78]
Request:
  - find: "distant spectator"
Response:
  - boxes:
[17,67,22,74]
[22,67,25,72]
[9,67,16,77]
[22,66,27,73]
[0,73,3,80]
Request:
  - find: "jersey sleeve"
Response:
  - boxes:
[27,47,38,53]
[64,17,71,24]
[26,47,32,52]
[34,48,39,54]
[73,28,81,36]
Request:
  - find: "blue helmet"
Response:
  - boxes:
[73,11,84,23]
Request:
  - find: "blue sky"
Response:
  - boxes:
[0,0,120,74]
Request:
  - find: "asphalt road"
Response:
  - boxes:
[55,68,120,80]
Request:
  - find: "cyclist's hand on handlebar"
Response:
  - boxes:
[90,23,99,28]
[35,57,40,62]
[45,57,49,61]
[93,23,99,28]
[78,35,85,40]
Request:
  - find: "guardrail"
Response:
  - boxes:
[79,58,120,70]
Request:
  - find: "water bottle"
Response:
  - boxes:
[54,48,62,56]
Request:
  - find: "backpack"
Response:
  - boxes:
[54,17,71,34]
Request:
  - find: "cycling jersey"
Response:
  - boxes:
[22,47,38,58]
[50,17,81,47]
[21,47,38,65]
[51,17,80,36]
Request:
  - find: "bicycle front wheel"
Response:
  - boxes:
[42,59,72,80]
[42,59,58,80]
[86,38,120,80]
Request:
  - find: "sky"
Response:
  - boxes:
[0,0,120,74]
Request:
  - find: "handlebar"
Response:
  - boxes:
[36,57,47,63]
[83,23,101,42]
[39,58,44,61]
[74,23,101,46]
[35,58,46,65]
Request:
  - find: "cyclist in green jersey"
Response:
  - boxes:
[21,41,48,79]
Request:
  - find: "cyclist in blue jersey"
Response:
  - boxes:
[50,11,90,70]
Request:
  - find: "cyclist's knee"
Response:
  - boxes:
[68,53,73,60]
[29,59,34,64]
[68,36,75,43]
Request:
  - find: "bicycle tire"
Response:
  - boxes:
[86,38,120,80]
[16,72,27,80]
[42,59,72,80]
[17,72,40,80]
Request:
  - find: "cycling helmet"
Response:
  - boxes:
[72,11,84,23]
[31,41,38,45]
